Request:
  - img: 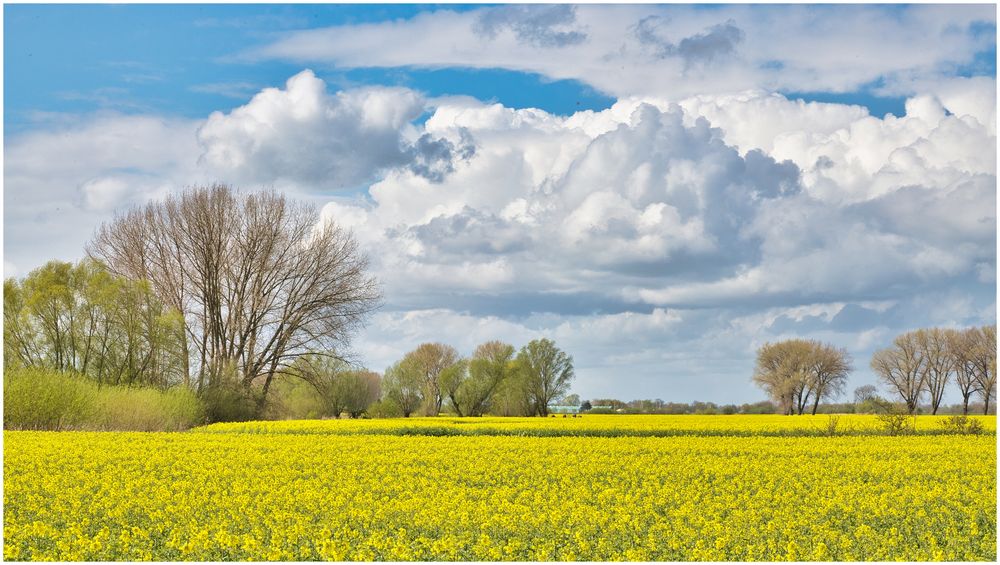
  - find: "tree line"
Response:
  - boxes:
[870,326,996,415]
[375,338,574,418]
[5,185,995,423]
[753,326,997,416]
[5,185,380,421]
[3,185,577,423]
[4,259,186,388]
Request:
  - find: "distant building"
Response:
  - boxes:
[547,405,580,414]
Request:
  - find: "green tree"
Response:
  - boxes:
[441,341,516,417]
[408,343,461,416]
[342,370,381,418]
[382,357,425,417]
[291,354,379,418]
[4,259,186,389]
[439,359,470,416]
[516,338,574,417]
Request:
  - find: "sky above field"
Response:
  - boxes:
[4,3,997,404]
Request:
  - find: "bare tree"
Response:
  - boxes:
[971,325,997,415]
[853,384,878,405]
[916,328,953,415]
[946,328,981,415]
[871,331,926,414]
[516,338,574,416]
[753,339,837,415]
[807,343,852,415]
[87,185,381,411]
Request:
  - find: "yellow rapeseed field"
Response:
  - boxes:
[197,413,998,437]
[3,415,996,561]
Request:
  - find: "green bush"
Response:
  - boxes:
[261,375,326,420]
[4,368,204,431]
[200,382,259,423]
[939,414,985,435]
[4,368,98,430]
[366,399,403,418]
[96,386,203,431]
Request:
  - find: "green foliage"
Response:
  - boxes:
[95,386,203,431]
[263,375,326,420]
[516,338,574,416]
[201,382,259,424]
[855,396,886,415]
[3,368,98,430]
[487,360,532,416]
[382,357,425,417]
[4,259,186,388]
[290,354,380,418]
[365,398,403,418]
[872,399,916,435]
[3,368,203,431]
[823,415,841,436]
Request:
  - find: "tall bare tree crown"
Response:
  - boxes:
[86,184,382,399]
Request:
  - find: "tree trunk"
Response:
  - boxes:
[984,391,992,415]
[963,395,970,415]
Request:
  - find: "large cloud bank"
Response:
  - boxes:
[5,4,996,401]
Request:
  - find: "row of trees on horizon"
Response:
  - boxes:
[2,256,577,421]
[752,326,997,417]
[3,185,997,423]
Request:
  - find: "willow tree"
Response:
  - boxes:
[401,342,461,416]
[440,340,516,416]
[517,338,574,417]
[4,259,185,388]
[291,354,380,418]
[87,184,381,408]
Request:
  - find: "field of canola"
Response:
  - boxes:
[4,415,996,561]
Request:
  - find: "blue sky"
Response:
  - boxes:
[4,4,616,133]
[8,3,981,130]
[4,3,997,404]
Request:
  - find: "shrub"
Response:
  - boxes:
[4,368,98,430]
[939,414,984,435]
[262,375,326,420]
[97,387,204,431]
[823,415,841,436]
[875,409,915,435]
[4,368,204,431]
[200,382,259,423]
[366,399,403,418]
